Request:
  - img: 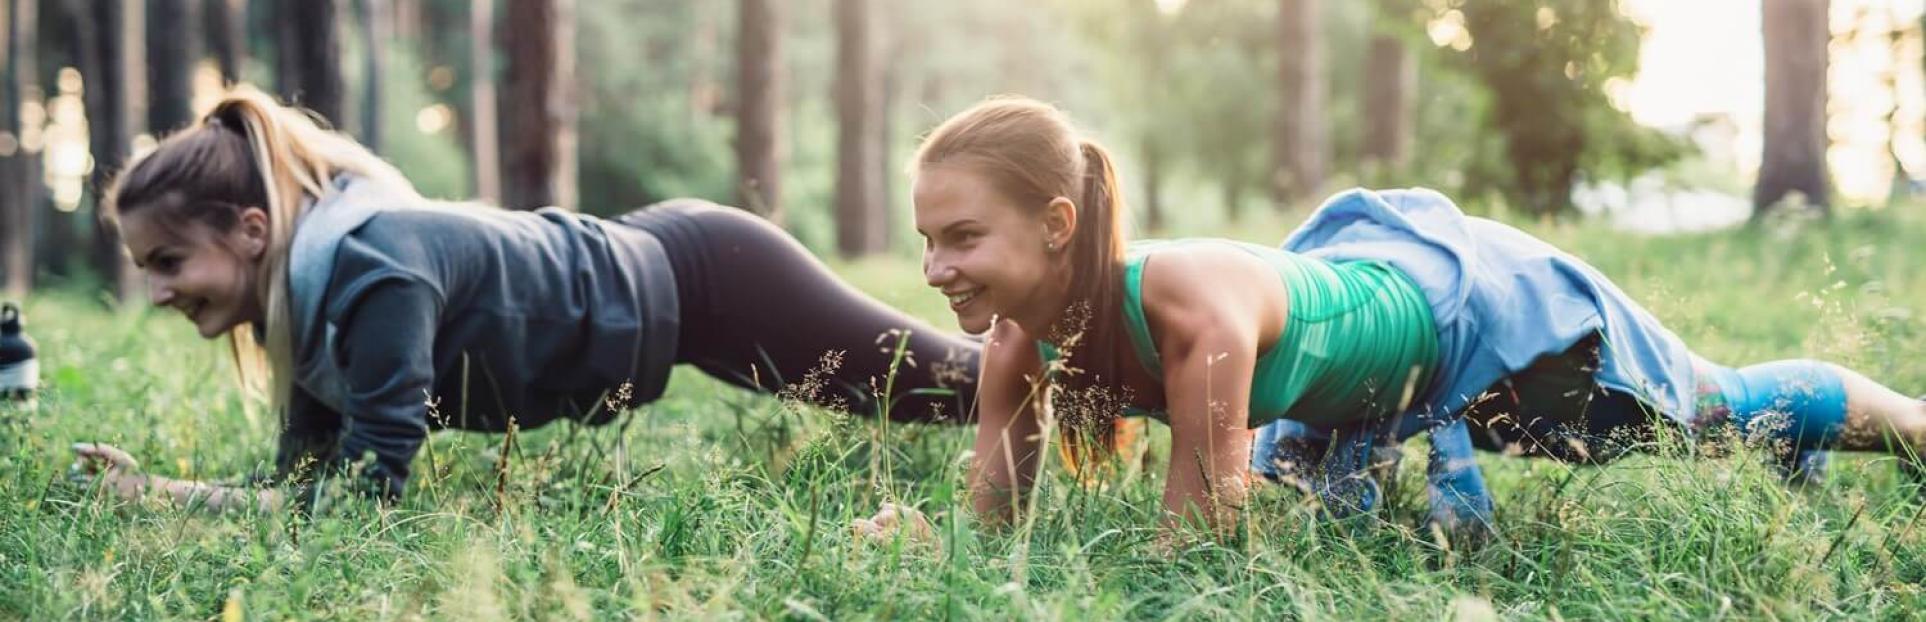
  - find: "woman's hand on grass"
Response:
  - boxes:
[69,442,281,512]
[851,502,937,546]
[71,442,148,500]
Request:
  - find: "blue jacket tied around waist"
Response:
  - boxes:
[1282,187,1698,433]
[1251,188,1700,527]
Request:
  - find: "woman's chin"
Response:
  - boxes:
[192,316,235,339]
[953,311,993,335]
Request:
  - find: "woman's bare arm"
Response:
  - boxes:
[72,442,283,513]
[967,320,1048,527]
[1139,249,1276,533]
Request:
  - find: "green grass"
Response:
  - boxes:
[4,206,1926,620]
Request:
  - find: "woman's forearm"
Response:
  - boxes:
[968,432,1037,527]
[1160,457,1250,532]
[968,467,1019,526]
[136,474,284,513]
[1159,332,1259,534]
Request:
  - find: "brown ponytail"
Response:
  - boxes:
[1058,139,1134,464]
[913,97,1136,465]
[107,85,416,410]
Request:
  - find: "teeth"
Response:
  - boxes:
[947,290,977,306]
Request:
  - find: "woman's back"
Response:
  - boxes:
[290,178,681,433]
[1120,239,1438,426]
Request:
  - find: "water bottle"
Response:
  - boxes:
[0,303,37,406]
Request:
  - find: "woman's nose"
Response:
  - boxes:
[145,275,174,307]
[924,255,955,287]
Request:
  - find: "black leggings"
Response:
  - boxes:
[614,199,979,423]
[1460,333,1664,463]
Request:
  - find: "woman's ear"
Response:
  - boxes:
[1044,196,1078,251]
[234,206,272,260]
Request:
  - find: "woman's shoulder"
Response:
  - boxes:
[1133,239,1285,345]
[1135,240,1278,295]
[1128,237,1297,264]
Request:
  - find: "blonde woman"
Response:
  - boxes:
[69,88,979,511]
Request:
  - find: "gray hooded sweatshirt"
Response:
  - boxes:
[278,175,679,499]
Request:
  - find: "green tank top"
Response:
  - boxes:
[1043,239,1439,428]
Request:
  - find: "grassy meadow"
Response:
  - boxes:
[3,205,1925,620]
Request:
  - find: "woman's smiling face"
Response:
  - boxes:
[913,163,1072,335]
[117,207,270,339]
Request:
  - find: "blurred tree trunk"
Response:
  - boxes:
[277,0,343,125]
[1142,136,1165,234]
[1135,8,1169,233]
[147,0,198,136]
[468,0,498,203]
[359,0,388,152]
[735,0,780,220]
[34,0,70,280]
[688,0,719,117]
[391,0,416,41]
[1362,32,1412,174]
[204,0,243,84]
[417,0,454,72]
[1,0,15,292]
[1273,0,1326,208]
[875,0,898,238]
[834,0,883,257]
[75,0,144,301]
[1882,13,1909,204]
[499,0,575,211]
[1755,0,1830,219]
[2,0,40,295]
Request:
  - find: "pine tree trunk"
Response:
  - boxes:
[1,0,40,295]
[1142,136,1165,234]
[278,0,343,125]
[1755,0,1831,218]
[499,0,576,211]
[834,0,883,257]
[468,0,498,204]
[1362,32,1412,173]
[77,0,144,302]
[204,0,243,84]
[392,0,417,41]
[877,33,897,243]
[360,0,389,152]
[2,0,14,295]
[1273,0,1326,207]
[147,0,198,136]
[735,0,781,220]
[688,0,719,116]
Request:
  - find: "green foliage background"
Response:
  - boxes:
[346,0,1693,257]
